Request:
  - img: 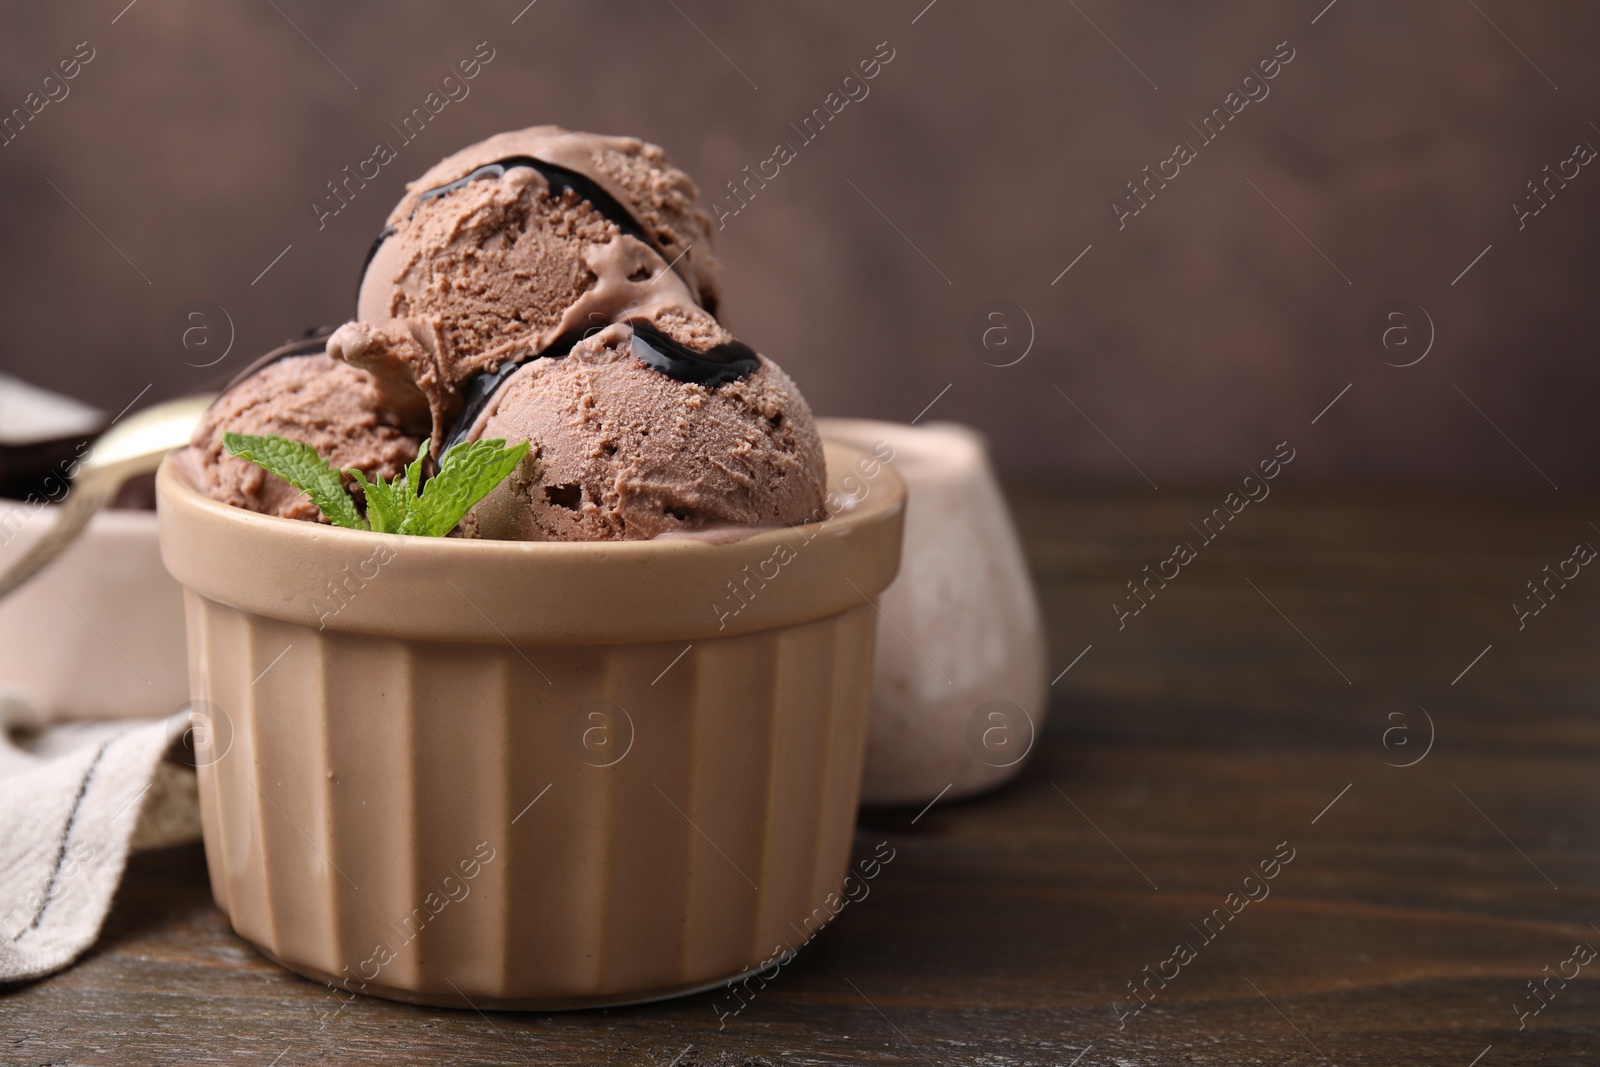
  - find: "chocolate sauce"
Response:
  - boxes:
[319,155,756,452]
[437,322,759,451]
[359,225,397,281]
[626,321,758,387]
[360,156,672,286]
[438,330,584,452]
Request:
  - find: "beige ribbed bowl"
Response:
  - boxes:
[156,439,904,1009]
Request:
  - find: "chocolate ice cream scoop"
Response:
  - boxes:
[367,126,720,315]
[341,127,728,445]
[458,322,824,542]
[189,125,826,542]
[186,353,424,522]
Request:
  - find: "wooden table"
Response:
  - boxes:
[6,486,1599,1065]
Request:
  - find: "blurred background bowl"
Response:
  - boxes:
[0,503,186,720]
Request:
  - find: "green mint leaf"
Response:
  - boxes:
[408,438,530,537]
[347,468,405,535]
[222,432,527,538]
[403,438,429,497]
[224,432,366,530]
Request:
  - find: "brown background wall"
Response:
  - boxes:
[1,1,1595,486]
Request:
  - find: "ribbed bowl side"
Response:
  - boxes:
[812,605,878,911]
[497,641,615,998]
[400,641,511,997]
[189,590,229,913]
[188,594,880,1006]
[246,611,343,975]
[192,593,271,951]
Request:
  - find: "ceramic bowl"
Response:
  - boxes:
[156,439,904,1008]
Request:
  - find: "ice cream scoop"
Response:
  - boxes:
[186,351,424,522]
[459,322,822,542]
[340,127,728,448]
[189,126,827,539]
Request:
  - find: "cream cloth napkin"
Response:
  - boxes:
[1,382,201,984]
[0,689,201,983]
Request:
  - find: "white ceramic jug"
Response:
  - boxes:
[818,418,1048,807]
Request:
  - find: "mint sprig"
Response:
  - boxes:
[223,432,529,536]
[349,437,530,536]
[222,433,365,530]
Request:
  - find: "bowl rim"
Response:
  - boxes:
[157,436,906,645]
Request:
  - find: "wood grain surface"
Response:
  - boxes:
[5,485,1599,1065]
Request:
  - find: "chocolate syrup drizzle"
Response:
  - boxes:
[360,156,671,282]
[438,330,583,452]
[234,155,759,446]
[628,321,758,388]
[439,322,760,452]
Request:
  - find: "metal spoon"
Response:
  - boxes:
[0,393,215,602]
